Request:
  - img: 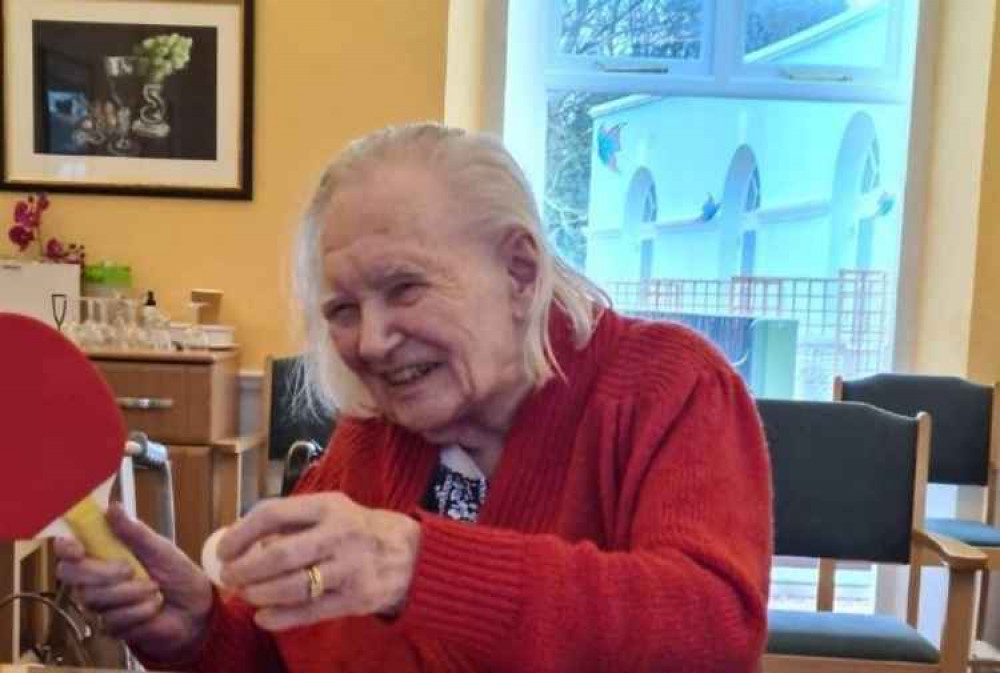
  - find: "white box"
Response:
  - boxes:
[0,260,81,328]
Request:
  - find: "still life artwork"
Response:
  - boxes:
[1,0,253,199]
[37,23,217,160]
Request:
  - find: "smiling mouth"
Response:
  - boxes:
[382,363,441,387]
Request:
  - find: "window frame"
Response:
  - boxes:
[542,0,914,104]
[546,0,717,80]
[736,0,907,88]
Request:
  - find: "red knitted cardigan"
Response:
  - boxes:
[175,309,772,672]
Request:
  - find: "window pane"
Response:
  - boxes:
[559,0,705,59]
[544,91,618,270]
[744,0,890,69]
[543,92,911,400]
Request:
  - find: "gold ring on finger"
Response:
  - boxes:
[305,564,324,601]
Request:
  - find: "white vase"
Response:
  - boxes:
[133,81,171,139]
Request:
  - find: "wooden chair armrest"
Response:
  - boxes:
[913,528,987,571]
[212,432,266,456]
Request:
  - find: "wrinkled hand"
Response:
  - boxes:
[218,492,421,631]
[53,504,213,662]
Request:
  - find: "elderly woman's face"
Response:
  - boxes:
[319,165,530,436]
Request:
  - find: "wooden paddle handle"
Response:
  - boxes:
[63,496,149,579]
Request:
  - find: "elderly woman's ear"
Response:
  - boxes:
[498,227,539,319]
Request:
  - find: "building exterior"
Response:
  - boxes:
[584,2,906,398]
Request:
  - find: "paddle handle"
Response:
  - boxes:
[63,496,149,579]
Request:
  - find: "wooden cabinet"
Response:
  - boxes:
[0,540,52,663]
[89,350,260,562]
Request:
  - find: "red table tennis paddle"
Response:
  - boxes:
[1,312,145,576]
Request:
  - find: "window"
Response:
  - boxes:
[740,165,760,276]
[643,181,658,223]
[742,0,904,81]
[719,146,761,277]
[624,167,658,228]
[832,111,887,272]
[507,0,923,615]
[508,0,918,401]
[856,136,883,270]
[745,164,761,212]
[550,0,713,78]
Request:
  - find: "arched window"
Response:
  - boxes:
[855,139,881,269]
[624,167,657,229]
[740,166,762,276]
[745,166,761,212]
[832,112,889,273]
[642,181,658,223]
[720,145,761,278]
[640,183,656,280]
[625,168,658,282]
[861,140,880,193]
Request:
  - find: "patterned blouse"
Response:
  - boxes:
[421,446,488,523]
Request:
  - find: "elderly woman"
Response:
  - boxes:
[55,124,772,672]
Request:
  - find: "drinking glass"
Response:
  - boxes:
[77,298,104,349]
[181,302,210,352]
[91,297,115,349]
[50,293,68,332]
[64,298,90,347]
[104,56,143,156]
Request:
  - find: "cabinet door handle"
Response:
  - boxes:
[117,396,174,410]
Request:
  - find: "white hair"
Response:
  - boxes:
[292,122,609,418]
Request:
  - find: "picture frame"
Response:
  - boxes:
[0,0,254,200]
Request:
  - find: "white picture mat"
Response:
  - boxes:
[3,0,244,189]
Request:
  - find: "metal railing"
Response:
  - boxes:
[607,270,892,398]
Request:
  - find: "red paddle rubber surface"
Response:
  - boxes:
[0,313,125,538]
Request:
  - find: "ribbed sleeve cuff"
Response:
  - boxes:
[187,588,245,672]
[136,587,269,673]
[396,513,526,661]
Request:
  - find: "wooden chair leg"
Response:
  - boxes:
[817,558,836,611]
[940,568,977,673]
[908,549,923,628]
[977,569,991,639]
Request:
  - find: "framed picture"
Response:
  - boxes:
[0,0,254,199]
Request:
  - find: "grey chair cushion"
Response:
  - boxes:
[840,374,993,486]
[926,517,1000,547]
[767,610,940,663]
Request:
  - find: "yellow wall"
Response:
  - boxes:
[1,1,449,371]
[969,6,1000,383]
[913,0,998,380]
[444,0,506,134]
[445,0,487,130]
